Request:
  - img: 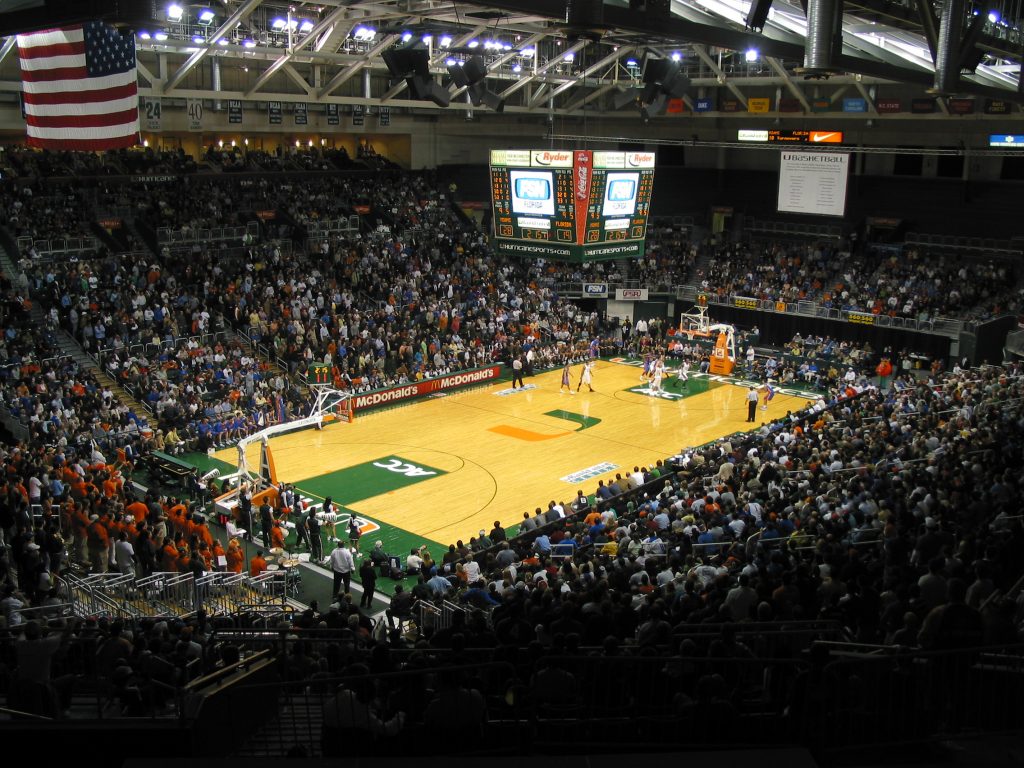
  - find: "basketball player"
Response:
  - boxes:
[677,358,690,385]
[641,351,653,382]
[589,337,600,359]
[651,356,666,392]
[577,360,594,392]
[560,361,573,393]
[761,379,777,411]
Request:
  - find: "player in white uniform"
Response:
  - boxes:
[676,359,690,384]
[577,361,594,392]
[651,357,666,392]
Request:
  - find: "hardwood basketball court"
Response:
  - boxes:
[211,360,815,550]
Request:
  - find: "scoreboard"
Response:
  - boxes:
[308,362,331,384]
[489,148,655,262]
[738,129,844,144]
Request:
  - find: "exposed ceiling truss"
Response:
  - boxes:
[0,0,1022,120]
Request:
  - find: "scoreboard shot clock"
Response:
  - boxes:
[309,362,331,385]
[489,149,655,262]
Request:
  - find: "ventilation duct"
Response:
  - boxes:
[933,0,965,94]
[801,0,842,74]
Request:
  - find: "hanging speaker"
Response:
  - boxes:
[447,61,470,88]
[613,87,641,109]
[408,74,450,107]
[481,91,505,112]
[462,55,487,84]
[383,47,428,77]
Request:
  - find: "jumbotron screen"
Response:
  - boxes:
[489,149,655,262]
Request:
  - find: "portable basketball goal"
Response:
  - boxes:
[234,384,353,481]
[678,304,737,375]
[211,385,354,519]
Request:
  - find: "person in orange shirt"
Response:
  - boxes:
[198,544,213,571]
[225,539,244,574]
[160,538,179,572]
[126,499,148,524]
[270,520,286,551]
[249,551,268,576]
[211,540,227,571]
[195,518,214,550]
[86,514,109,573]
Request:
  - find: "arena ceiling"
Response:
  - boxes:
[0,0,1022,118]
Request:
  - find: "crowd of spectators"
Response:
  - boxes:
[1,183,95,246]
[694,240,1021,322]
[0,151,1024,753]
[236,360,1023,754]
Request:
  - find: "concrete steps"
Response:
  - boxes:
[50,326,153,423]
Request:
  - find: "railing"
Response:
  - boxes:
[305,214,360,236]
[16,235,100,259]
[9,602,76,624]
[64,573,136,619]
[135,572,198,617]
[156,221,259,245]
[744,217,844,240]
[195,572,248,617]
[93,331,227,369]
[675,284,966,337]
[905,231,1023,256]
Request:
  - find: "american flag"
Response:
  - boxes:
[17,21,139,150]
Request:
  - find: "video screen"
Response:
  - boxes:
[601,172,639,216]
[510,170,555,216]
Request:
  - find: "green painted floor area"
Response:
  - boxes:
[295,455,446,506]
[543,410,601,431]
[178,450,450,597]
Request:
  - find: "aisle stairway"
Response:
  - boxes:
[233,695,324,757]
[48,322,152,420]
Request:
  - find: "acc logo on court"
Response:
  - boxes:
[373,458,437,477]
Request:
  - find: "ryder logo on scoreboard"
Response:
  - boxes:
[626,152,656,168]
[532,150,573,167]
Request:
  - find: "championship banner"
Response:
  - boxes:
[326,103,340,125]
[294,102,307,125]
[268,101,282,125]
[573,150,592,245]
[228,99,242,124]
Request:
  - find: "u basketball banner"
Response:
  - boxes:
[350,365,504,412]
